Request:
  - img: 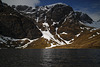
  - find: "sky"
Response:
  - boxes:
[2,0,100,21]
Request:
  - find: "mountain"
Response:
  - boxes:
[0,0,100,49]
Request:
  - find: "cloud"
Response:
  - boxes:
[75,7,100,21]
[80,9,100,21]
[87,12,100,21]
[2,0,40,7]
[82,11,100,21]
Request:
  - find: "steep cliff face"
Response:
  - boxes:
[0,0,42,39]
[0,1,100,49]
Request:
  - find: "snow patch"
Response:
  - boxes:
[80,27,85,29]
[76,33,81,37]
[0,36,19,44]
[88,35,96,39]
[10,13,12,15]
[85,27,90,30]
[52,22,56,26]
[41,30,53,41]
[81,31,83,32]
[90,28,99,32]
[26,12,35,14]
[71,39,74,41]
[0,35,39,49]
[16,38,38,49]
[45,43,57,49]
[43,23,49,27]
[67,11,73,19]
[47,3,68,8]
[79,21,85,25]
[97,32,100,35]
[0,38,7,44]
[61,32,68,35]
[36,17,39,22]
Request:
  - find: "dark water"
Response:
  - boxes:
[0,49,100,67]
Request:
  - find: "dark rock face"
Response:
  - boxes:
[0,3,42,39]
[46,4,73,22]
[0,16,42,39]
[0,0,3,12]
[0,0,2,5]
[14,5,33,12]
